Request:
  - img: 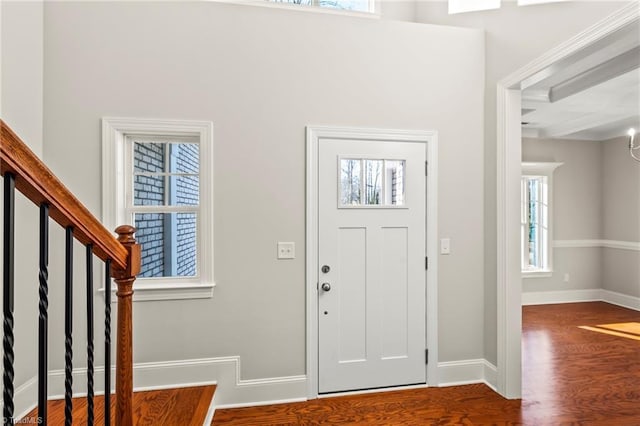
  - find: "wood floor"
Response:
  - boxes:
[214,302,640,425]
[23,384,215,425]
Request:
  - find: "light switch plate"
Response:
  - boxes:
[277,242,295,259]
[440,238,451,255]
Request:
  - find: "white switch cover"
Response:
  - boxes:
[440,238,451,255]
[277,242,295,259]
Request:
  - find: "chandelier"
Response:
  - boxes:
[630,128,640,163]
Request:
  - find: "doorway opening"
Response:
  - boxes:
[496,3,639,399]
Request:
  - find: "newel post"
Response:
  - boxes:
[112,225,141,426]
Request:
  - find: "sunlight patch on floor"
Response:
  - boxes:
[578,322,640,341]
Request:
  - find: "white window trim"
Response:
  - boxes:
[449,0,500,15]
[102,117,215,301]
[521,161,562,279]
[209,0,381,18]
[518,0,568,6]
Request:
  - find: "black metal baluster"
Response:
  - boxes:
[104,259,111,426]
[38,204,50,425]
[3,173,16,425]
[86,245,94,426]
[64,227,74,426]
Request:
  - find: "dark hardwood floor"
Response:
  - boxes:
[23,384,215,425]
[214,302,640,425]
[521,301,640,425]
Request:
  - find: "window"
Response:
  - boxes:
[268,0,374,13]
[521,162,562,277]
[130,138,199,278]
[448,0,500,14]
[339,158,405,207]
[102,118,214,301]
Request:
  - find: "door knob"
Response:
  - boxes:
[321,282,331,292]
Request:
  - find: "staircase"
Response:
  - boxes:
[1,120,140,425]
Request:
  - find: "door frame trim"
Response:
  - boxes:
[305,126,439,399]
[495,3,639,399]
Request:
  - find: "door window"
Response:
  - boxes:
[339,158,405,207]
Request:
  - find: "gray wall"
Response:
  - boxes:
[1,0,43,393]
[522,138,603,293]
[602,136,640,297]
[42,1,485,382]
[415,0,631,365]
[522,135,640,299]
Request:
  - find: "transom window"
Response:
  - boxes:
[268,0,373,13]
[339,158,405,207]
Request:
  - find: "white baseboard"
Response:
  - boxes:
[523,288,640,311]
[483,360,498,391]
[522,289,602,305]
[437,359,497,390]
[12,376,38,421]
[601,289,640,311]
[43,356,306,409]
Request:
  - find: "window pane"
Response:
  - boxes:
[135,212,166,277]
[134,174,165,206]
[168,175,199,206]
[169,143,199,174]
[385,160,405,206]
[135,212,197,278]
[175,213,198,277]
[527,179,540,269]
[364,160,383,205]
[320,0,370,11]
[134,142,165,173]
[268,0,313,4]
[340,159,361,206]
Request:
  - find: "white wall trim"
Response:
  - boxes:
[483,361,498,392]
[306,126,439,399]
[601,289,640,311]
[99,282,216,302]
[496,2,639,399]
[437,359,497,390]
[12,376,38,422]
[553,239,640,251]
[522,289,602,305]
[553,239,602,248]
[522,288,640,311]
[42,357,306,408]
[215,397,307,410]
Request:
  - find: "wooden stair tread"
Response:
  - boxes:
[23,384,216,425]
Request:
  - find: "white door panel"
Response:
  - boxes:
[318,138,426,393]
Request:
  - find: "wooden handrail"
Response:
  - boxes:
[1,119,139,426]
[0,120,128,271]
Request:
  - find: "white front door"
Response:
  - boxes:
[318,137,427,393]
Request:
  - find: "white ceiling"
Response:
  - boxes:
[521,22,640,141]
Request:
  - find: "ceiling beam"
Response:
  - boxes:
[520,22,640,91]
[540,113,639,138]
[549,47,640,103]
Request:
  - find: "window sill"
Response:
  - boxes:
[522,270,553,279]
[100,282,216,302]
